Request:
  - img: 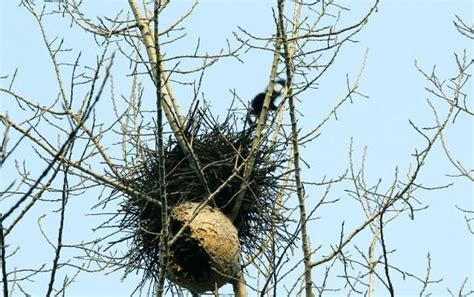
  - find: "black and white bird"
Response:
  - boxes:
[247,79,286,125]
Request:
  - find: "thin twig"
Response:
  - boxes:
[379,211,394,296]
[45,164,69,297]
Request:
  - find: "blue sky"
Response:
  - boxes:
[1,0,473,296]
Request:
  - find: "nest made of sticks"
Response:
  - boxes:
[119,108,290,283]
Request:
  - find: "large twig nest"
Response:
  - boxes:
[167,202,240,293]
[115,110,291,291]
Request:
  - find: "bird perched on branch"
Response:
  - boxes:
[247,79,286,125]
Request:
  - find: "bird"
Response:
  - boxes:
[247,79,286,125]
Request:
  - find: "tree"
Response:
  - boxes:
[1,1,472,296]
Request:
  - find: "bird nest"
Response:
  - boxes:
[118,110,289,292]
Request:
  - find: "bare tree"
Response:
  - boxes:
[1,1,472,296]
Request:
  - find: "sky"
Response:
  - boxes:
[1,0,473,296]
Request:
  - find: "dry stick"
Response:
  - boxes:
[367,230,379,297]
[1,214,7,297]
[419,253,433,296]
[153,1,168,296]
[379,211,394,296]
[128,0,211,196]
[0,125,8,297]
[277,1,313,297]
[45,164,69,297]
